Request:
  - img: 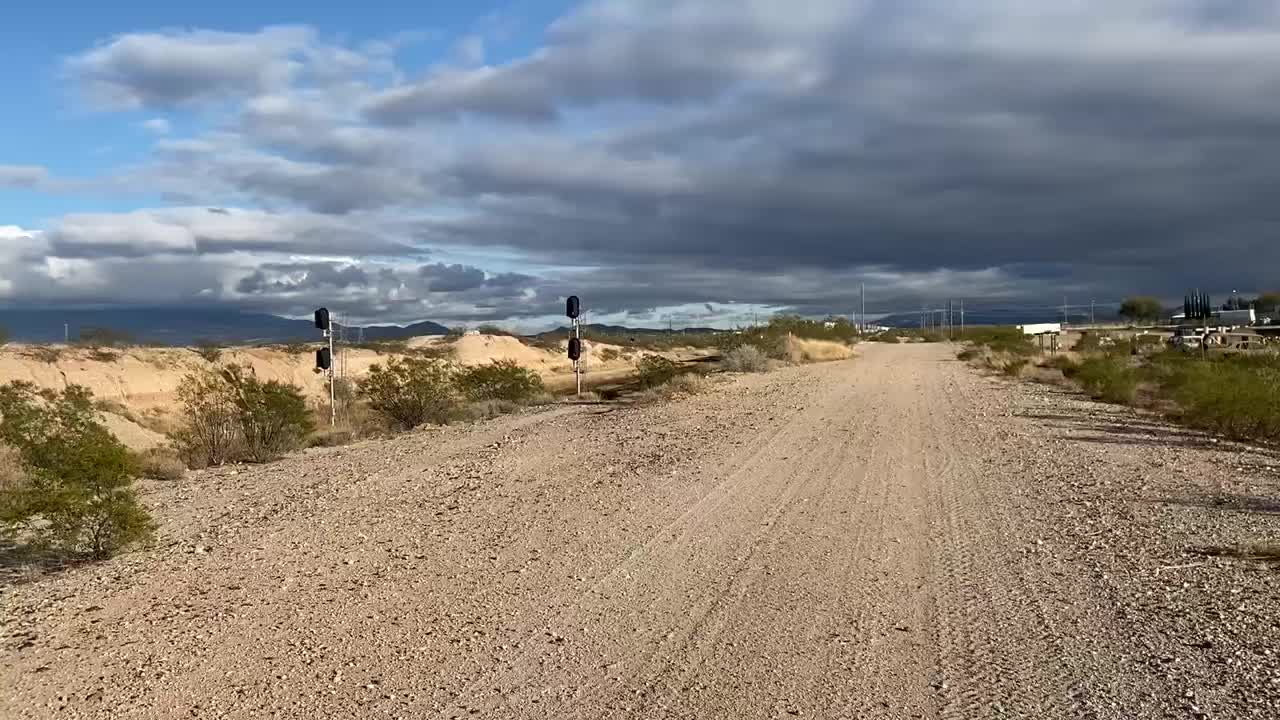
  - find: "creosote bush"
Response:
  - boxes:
[360,357,458,430]
[1074,355,1139,405]
[172,365,312,467]
[636,355,680,388]
[455,360,545,403]
[0,382,154,559]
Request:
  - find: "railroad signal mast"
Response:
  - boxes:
[566,295,583,395]
[315,308,336,427]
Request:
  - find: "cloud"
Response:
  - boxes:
[418,262,487,292]
[67,27,315,109]
[16,1,1280,325]
[142,118,171,135]
[0,165,51,189]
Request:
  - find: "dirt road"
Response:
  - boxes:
[5,344,1279,719]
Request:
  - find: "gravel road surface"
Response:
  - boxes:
[4,343,1278,719]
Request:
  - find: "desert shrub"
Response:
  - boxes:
[221,365,313,463]
[0,382,155,559]
[598,347,622,363]
[956,347,981,361]
[1043,355,1079,375]
[307,427,356,448]
[134,447,185,481]
[455,360,545,402]
[1153,355,1280,441]
[194,340,223,363]
[1075,355,1139,404]
[279,342,309,356]
[960,327,1036,357]
[87,348,121,363]
[664,374,713,395]
[172,368,240,468]
[0,326,9,346]
[361,356,458,430]
[28,346,62,364]
[410,343,457,360]
[458,399,521,422]
[721,344,770,373]
[173,365,312,465]
[1001,358,1029,377]
[636,355,680,388]
[77,326,135,348]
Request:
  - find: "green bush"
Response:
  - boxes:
[455,360,545,402]
[721,345,770,373]
[1075,355,1138,404]
[1153,355,1280,442]
[636,355,680,388]
[361,357,458,430]
[172,368,241,468]
[220,365,313,463]
[171,364,311,466]
[959,327,1036,357]
[0,382,155,559]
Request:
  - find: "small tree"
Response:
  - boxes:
[221,365,313,463]
[455,360,544,402]
[361,357,458,430]
[173,368,240,468]
[1118,296,1164,324]
[0,382,154,559]
[0,325,9,346]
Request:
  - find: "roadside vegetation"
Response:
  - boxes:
[0,382,155,562]
[172,364,314,467]
[956,323,1280,447]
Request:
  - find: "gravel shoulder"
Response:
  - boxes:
[3,343,1278,719]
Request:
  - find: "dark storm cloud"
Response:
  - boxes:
[24,1,1280,323]
[417,263,487,292]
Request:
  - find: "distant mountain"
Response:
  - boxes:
[0,307,448,345]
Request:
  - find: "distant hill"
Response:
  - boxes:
[0,307,448,345]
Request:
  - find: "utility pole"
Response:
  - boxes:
[1090,299,1096,326]
[1062,296,1068,327]
[63,323,69,344]
[960,299,965,336]
[948,300,954,340]
[860,282,866,334]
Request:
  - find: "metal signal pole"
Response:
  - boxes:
[328,314,336,427]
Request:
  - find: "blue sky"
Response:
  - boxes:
[0,0,572,227]
[3,1,1280,329]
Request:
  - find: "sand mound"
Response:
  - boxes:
[100,412,168,451]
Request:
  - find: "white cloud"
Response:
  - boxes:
[142,117,171,134]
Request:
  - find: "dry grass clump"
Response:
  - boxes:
[134,447,186,481]
[721,345,770,373]
[786,337,854,364]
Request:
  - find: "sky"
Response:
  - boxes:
[2,0,1280,331]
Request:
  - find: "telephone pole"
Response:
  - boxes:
[960,299,965,336]
[860,282,866,333]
